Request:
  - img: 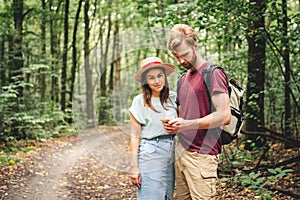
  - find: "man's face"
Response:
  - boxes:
[172,41,197,70]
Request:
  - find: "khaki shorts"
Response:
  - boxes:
[175,139,218,200]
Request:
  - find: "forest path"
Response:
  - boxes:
[2,126,134,200]
[1,126,297,199]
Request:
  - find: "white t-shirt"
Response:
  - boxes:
[129,91,178,139]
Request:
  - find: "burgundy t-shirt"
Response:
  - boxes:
[177,62,229,155]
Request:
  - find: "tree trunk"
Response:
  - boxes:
[98,1,112,125]
[40,0,46,102]
[114,22,121,93]
[11,0,24,98]
[69,0,83,119]
[114,22,121,123]
[101,8,111,97]
[245,0,267,148]
[61,0,69,111]
[109,22,120,92]
[49,0,62,103]
[0,35,6,87]
[8,34,13,83]
[84,0,94,127]
[282,0,292,148]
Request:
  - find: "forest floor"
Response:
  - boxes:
[0,125,299,200]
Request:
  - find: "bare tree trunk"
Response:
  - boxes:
[8,34,13,83]
[49,0,62,103]
[114,22,122,123]
[114,22,121,92]
[61,0,69,111]
[11,0,24,98]
[98,0,112,125]
[0,35,6,87]
[282,0,292,148]
[40,0,46,102]
[245,0,267,149]
[69,0,83,117]
[101,6,112,97]
[109,27,116,91]
[84,0,94,127]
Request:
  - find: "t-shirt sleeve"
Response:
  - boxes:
[169,91,178,109]
[211,68,229,96]
[129,95,147,125]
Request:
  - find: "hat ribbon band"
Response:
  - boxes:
[142,61,163,69]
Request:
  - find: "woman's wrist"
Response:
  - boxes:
[130,166,139,172]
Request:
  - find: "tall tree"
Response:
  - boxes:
[49,0,62,103]
[10,0,24,97]
[245,0,267,148]
[84,0,94,127]
[40,0,47,101]
[98,0,112,125]
[101,0,112,97]
[114,22,121,92]
[61,0,70,111]
[0,33,5,87]
[281,0,292,148]
[69,0,83,112]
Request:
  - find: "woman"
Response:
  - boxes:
[129,57,177,200]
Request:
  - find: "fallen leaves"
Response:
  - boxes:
[1,126,298,200]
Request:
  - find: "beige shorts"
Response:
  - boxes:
[175,139,218,200]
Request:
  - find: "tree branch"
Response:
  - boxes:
[266,184,300,199]
[259,155,300,170]
[241,128,300,148]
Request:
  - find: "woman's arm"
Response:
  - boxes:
[129,113,141,187]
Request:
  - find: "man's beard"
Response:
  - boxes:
[184,50,197,70]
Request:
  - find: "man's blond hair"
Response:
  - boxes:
[167,24,197,53]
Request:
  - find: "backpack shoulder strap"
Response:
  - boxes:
[201,64,223,96]
[202,64,226,111]
[176,72,186,105]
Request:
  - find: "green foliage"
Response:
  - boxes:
[0,82,76,142]
[220,138,267,169]
[0,155,21,165]
[0,79,77,166]
[229,167,293,200]
[220,139,294,199]
[4,0,299,137]
[0,142,36,165]
[97,96,117,125]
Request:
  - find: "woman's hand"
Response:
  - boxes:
[130,167,141,188]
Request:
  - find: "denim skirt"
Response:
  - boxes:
[137,136,175,200]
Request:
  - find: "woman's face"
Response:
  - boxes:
[145,68,166,97]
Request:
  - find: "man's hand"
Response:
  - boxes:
[163,118,184,134]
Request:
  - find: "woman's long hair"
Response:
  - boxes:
[141,67,170,113]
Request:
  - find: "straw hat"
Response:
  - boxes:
[135,57,175,82]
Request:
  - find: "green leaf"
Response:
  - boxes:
[267,168,277,174]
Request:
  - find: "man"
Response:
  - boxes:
[163,24,231,199]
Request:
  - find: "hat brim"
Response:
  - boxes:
[135,63,175,82]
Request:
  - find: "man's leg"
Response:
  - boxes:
[175,140,192,200]
[181,151,218,200]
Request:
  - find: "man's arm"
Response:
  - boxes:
[196,92,231,129]
[164,92,231,133]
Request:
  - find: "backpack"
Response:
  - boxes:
[202,64,244,145]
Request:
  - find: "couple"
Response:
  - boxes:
[129,24,231,200]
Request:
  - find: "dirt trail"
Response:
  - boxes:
[1,126,298,199]
[2,126,133,200]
